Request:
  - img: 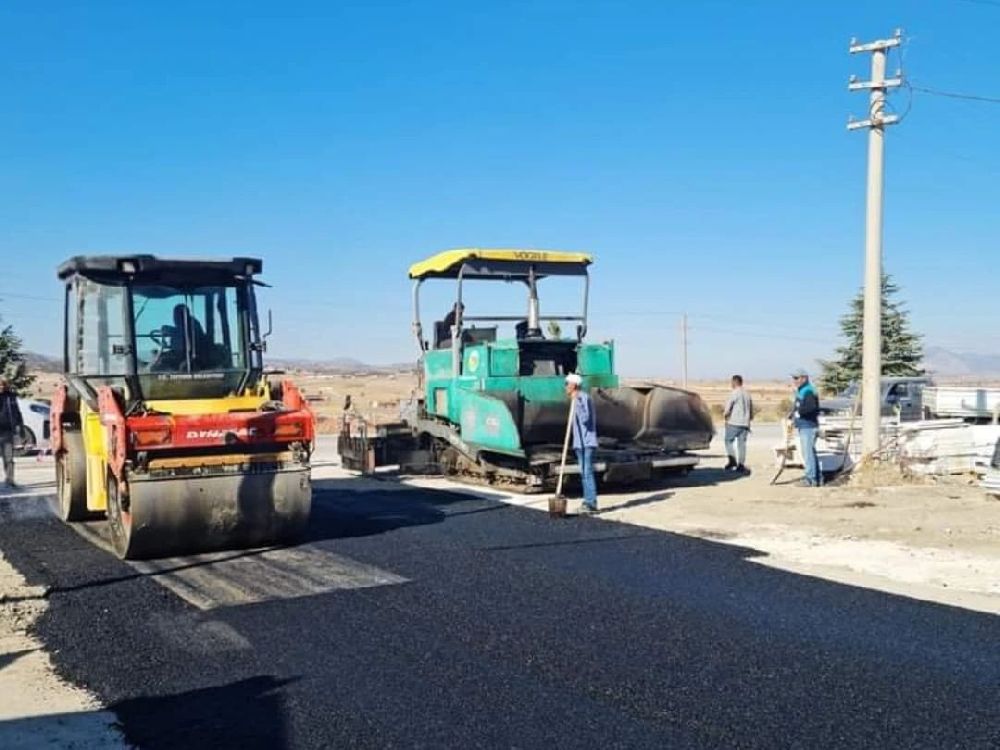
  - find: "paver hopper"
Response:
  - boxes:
[338,249,713,489]
[52,255,314,559]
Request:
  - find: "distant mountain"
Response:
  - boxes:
[267,357,416,374]
[924,346,1000,377]
[23,352,62,373]
[22,351,415,376]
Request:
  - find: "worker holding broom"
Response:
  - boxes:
[790,368,822,487]
[565,373,599,513]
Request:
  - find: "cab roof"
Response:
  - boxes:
[57,255,262,283]
[409,248,593,280]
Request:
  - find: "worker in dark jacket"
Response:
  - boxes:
[565,372,599,513]
[790,368,822,487]
[0,377,24,488]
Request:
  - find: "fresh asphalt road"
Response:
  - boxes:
[0,450,998,749]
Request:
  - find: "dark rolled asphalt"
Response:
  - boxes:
[0,476,998,749]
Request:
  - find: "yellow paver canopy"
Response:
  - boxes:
[409,248,593,280]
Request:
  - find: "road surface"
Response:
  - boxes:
[0,445,997,749]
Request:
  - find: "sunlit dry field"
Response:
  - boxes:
[28,370,993,434]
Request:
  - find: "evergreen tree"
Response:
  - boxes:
[0,317,35,394]
[819,274,924,394]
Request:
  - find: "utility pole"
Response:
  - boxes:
[681,313,688,389]
[848,29,902,459]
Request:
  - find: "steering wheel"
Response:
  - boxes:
[147,326,180,372]
[148,327,168,347]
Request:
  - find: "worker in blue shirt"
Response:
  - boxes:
[565,373,599,513]
[790,368,822,487]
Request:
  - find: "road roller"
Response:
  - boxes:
[338,249,714,489]
[51,255,314,559]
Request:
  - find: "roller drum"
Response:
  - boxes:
[108,467,312,560]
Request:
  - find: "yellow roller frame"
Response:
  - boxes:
[80,386,273,513]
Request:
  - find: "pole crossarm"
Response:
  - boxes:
[849,38,901,54]
[849,30,902,54]
[848,77,903,91]
[847,114,900,130]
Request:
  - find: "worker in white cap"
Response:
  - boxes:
[564,372,598,512]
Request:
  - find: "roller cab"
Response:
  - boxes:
[52,255,314,559]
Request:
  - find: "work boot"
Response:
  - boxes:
[724,457,736,471]
[737,464,750,475]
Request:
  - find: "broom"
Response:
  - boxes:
[549,395,577,518]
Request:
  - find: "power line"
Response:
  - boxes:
[0,310,62,321]
[687,325,821,344]
[910,84,1000,104]
[954,0,1000,8]
[602,310,839,334]
[891,79,915,124]
[0,290,61,302]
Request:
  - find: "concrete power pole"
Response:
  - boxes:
[848,30,902,459]
[681,313,688,389]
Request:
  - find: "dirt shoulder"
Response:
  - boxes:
[595,449,1000,614]
[0,539,127,748]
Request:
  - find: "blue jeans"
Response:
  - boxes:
[0,434,13,484]
[724,424,749,465]
[798,426,821,486]
[575,448,598,509]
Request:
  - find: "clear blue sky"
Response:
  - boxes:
[1,0,997,379]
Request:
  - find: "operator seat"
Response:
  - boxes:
[156,304,213,371]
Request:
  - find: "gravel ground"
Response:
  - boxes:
[0,547,127,749]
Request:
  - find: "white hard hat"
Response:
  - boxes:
[565,373,583,386]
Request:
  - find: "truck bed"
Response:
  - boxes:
[923,387,1000,420]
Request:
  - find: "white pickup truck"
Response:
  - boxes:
[822,377,1000,423]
